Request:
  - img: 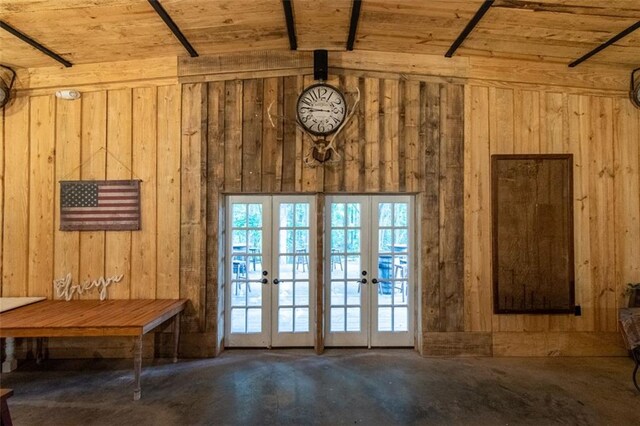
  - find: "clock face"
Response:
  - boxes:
[296,83,347,136]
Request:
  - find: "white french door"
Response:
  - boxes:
[225,195,316,347]
[325,195,414,347]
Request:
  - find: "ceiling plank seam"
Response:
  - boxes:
[445,0,494,58]
[148,0,199,58]
[0,20,73,67]
[569,20,640,68]
[346,0,362,51]
[282,0,297,50]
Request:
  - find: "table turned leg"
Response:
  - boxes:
[1,339,17,373]
[133,335,143,401]
[632,347,640,393]
[173,312,181,363]
[36,338,43,365]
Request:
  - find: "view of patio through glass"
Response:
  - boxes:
[230,203,264,334]
[226,195,316,347]
[277,202,311,333]
[376,202,409,332]
[330,202,363,332]
[325,195,413,347]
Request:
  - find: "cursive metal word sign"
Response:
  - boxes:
[53,273,124,301]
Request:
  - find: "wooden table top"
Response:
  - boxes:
[0,299,187,338]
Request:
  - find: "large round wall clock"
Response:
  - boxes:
[296,83,347,136]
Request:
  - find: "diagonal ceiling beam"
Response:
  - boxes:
[346,0,362,51]
[445,0,494,58]
[568,20,640,67]
[0,20,72,67]
[148,0,198,57]
[282,0,297,50]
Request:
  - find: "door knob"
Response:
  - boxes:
[362,270,368,276]
[261,278,268,284]
[361,278,367,284]
[273,278,280,285]
[371,278,379,284]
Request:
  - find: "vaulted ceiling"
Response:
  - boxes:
[0,0,638,70]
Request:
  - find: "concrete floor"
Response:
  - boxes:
[1,350,638,425]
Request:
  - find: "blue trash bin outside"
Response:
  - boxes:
[378,255,393,294]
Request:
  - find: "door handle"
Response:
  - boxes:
[261,278,268,284]
[371,278,379,284]
[273,278,280,285]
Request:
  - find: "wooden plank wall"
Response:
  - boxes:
[3,69,638,357]
[1,85,181,357]
[465,85,640,355]
[180,74,465,355]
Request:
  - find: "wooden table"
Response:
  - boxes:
[0,299,187,400]
[1,389,13,426]
[0,297,46,372]
[619,307,640,392]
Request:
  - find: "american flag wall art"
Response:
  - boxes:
[60,180,141,231]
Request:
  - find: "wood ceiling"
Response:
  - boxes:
[0,0,638,70]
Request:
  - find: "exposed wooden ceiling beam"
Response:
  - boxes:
[148,0,198,57]
[445,0,494,58]
[0,20,72,67]
[569,20,640,67]
[282,0,297,50]
[346,0,362,51]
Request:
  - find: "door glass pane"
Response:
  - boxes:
[248,204,263,227]
[279,281,293,305]
[379,230,392,252]
[294,308,309,332]
[346,203,360,227]
[331,282,345,306]
[347,229,360,252]
[378,203,392,226]
[279,308,293,332]
[280,229,294,253]
[346,307,360,331]
[232,204,247,227]
[295,204,309,227]
[280,203,294,227]
[331,307,345,332]
[276,202,312,334]
[295,229,309,252]
[331,203,345,227]
[346,255,360,279]
[247,309,262,333]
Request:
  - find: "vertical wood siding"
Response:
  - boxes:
[2,73,638,357]
[1,86,182,307]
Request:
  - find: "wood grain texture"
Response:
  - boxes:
[79,92,107,296]
[181,83,208,333]
[465,84,640,341]
[28,95,55,298]
[54,97,81,294]
[131,87,157,299]
[3,95,30,297]
[156,85,182,299]
[104,89,132,300]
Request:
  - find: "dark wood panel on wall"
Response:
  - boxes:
[180,73,465,353]
[492,154,575,314]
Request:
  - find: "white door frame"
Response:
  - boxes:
[324,195,415,347]
[224,195,316,348]
[271,195,317,347]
